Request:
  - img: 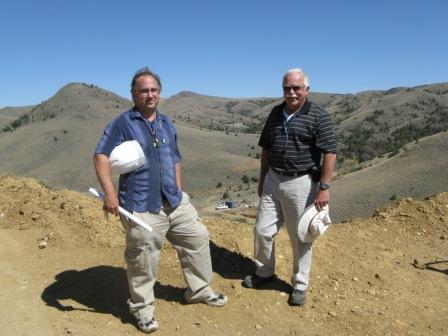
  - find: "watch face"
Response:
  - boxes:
[319,182,329,190]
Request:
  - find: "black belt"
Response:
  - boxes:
[274,169,311,177]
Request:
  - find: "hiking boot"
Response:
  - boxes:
[203,292,228,307]
[242,274,275,288]
[137,317,158,333]
[288,289,307,306]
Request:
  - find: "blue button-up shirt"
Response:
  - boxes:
[95,107,182,213]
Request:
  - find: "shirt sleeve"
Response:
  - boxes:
[315,109,337,154]
[94,118,125,156]
[258,116,272,150]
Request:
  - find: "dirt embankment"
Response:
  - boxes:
[0,175,447,336]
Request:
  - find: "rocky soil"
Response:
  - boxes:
[1,175,447,335]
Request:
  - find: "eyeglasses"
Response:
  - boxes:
[137,88,160,96]
[283,85,307,92]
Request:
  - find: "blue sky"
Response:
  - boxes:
[1,0,447,107]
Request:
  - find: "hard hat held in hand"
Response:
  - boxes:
[109,140,146,174]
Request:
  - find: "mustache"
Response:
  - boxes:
[285,95,298,99]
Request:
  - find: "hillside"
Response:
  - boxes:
[0,83,260,205]
[159,91,279,134]
[0,83,132,193]
[331,130,448,221]
[0,105,34,130]
[159,83,448,169]
[1,82,447,222]
[1,175,447,335]
[330,83,448,167]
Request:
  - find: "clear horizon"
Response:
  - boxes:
[1,0,447,108]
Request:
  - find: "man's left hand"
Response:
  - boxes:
[315,189,330,211]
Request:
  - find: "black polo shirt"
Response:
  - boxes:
[258,100,336,174]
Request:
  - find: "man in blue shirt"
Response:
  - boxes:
[94,67,227,334]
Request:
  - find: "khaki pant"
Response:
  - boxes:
[254,169,318,290]
[120,192,213,320]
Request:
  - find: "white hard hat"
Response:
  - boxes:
[109,140,146,174]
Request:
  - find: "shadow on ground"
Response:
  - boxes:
[425,260,448,275]
[210,240,291,293]
[41,241,290,322]
[41,266,184,325]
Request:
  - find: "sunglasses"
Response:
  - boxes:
[283,85,307,92]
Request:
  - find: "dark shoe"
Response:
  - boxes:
[137,317,158,333]
[242,274,275,288]
[289,289,307,306]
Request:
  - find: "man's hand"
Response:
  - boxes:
[315,189,330,211]
[103,193,119,216]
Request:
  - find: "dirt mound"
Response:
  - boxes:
[1,175,447,335]
[0,175,124,248]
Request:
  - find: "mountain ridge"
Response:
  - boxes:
[0,81,447,222]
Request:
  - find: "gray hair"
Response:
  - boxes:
[283,68,310,88]
[131,67,162,92]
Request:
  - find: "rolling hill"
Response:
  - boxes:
[331,130,448,221]
[0,83,260,209]
[0,82,447,222]
[159,83,448,170]
[0,105,34,130]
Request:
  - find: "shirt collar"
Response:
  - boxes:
[283,110,296,122]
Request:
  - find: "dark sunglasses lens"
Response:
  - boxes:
[283,86,303,91]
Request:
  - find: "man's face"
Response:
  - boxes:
[132,75,161,114]
[282,72,309,111]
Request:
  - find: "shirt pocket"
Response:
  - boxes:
[293,124,314,145]
[157,128,171,147]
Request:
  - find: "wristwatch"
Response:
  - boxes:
[319,181,330,191]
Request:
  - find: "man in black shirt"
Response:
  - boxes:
[242,69,337,306]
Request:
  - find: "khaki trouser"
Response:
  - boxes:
[254,169,318,290]
[120,192,213,320]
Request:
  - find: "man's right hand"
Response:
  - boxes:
[103,193,119,215]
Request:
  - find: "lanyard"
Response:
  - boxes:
[283,112,297,139]
[282,112,297,153]
[148,120,167,150]
[149,121,159,150]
